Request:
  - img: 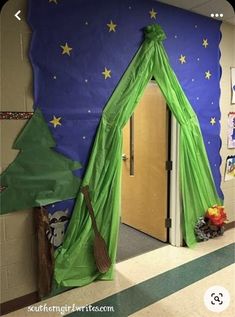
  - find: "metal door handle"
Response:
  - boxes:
[122,154,128,161]
[130,115,134,176]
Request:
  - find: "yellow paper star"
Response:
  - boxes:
[202,38,209,48]
[210,117,216,125]
[107,20,117,32]
[50,116,62,128]
[102,67,111,79]
[179,55,186,64]
[205,70,212,79]
[149,9,157,19]
[60,43,73,56]
[49,0,58,4]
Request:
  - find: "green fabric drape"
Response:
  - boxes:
[54,25,221,287]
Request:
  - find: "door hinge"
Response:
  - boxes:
[165,160,173,171]
[165,218,172,228]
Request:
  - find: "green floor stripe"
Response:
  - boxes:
[66,243,235,316]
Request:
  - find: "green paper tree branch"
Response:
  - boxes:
[0,108,81,214]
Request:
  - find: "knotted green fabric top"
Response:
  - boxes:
[144,24,166,42]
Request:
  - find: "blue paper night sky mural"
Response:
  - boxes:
[28,0,223,219]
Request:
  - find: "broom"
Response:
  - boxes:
[81,185,111,273]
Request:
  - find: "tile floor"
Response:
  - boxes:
[3,228,235,317]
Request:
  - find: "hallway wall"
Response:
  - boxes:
[0,0,37,305]
[0,0,234,306]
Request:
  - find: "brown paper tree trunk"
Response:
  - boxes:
[34,207,54,298]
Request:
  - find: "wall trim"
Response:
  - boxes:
[0,112,33,120]
[225,221,235,230]
[0,292,39,316]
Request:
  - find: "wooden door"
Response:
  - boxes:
[121,81,169,242]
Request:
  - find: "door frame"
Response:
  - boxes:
[169,116,183,246]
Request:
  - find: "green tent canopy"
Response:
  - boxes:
[54,24,222,287]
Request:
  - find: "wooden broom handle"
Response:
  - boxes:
[81,186,99,235]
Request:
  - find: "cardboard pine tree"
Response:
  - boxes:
[0,108,81,214]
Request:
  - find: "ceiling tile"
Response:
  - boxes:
[188,0,234,19]
[156,0,214,10]
[156,0,235,25]
[225,16,235,25]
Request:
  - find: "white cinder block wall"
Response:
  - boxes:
[219,22,235,222]
[0,0,37,304]
[0,211,37,303]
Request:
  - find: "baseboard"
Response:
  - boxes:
[225,221,235,230]
[0,291,39,316]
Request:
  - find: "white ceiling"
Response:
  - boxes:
[156,0,235,25]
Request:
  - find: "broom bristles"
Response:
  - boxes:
[81,185,111,273]
[94,233,111,273]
